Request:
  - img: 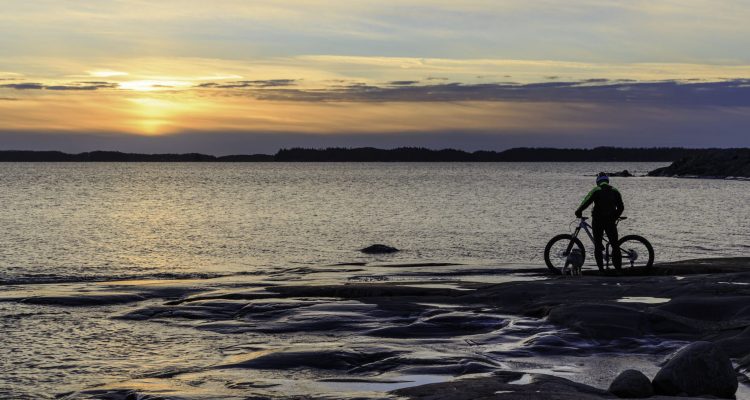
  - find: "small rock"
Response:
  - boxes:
[652,341,738,398]
[360,244,399,254]
[608,369,653,398]
[608,169,634,177]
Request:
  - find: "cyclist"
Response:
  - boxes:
[575,172,624,270]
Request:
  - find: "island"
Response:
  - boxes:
[648,148,750,178]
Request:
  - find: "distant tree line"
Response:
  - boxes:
[0,150,273,162]
[0,147,737,162]
[273,147,712,162]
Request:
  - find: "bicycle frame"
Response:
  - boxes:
[548,216,651,274]
[568,218,615,269]
[572,219,598,245]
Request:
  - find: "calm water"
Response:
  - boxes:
[1,162,750,399]
[0,162,748,283]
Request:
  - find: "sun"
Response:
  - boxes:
[126,97,187,135]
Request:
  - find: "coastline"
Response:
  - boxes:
[3,258,749,399]
[0,147,715,162]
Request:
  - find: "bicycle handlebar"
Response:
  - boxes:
[577,216,628,222]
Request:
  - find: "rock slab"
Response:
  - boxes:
[652,341,738,398]
[608,369,653,398]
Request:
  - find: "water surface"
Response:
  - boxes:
[0,162,747,283]
[1,162,749,398]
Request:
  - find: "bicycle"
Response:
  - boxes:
[544,217,654,275]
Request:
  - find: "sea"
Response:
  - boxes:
[0,162,748,399]
[0,162,747,283]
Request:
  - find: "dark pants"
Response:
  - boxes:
[592,218,621,269]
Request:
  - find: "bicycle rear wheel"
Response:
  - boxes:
[615,235,654,268]
[544,234,585,275]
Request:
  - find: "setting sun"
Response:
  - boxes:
[126,97,196,135]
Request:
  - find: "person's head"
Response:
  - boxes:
[596,172,609,185]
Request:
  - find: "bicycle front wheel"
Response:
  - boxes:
[616,235,654,268]
[544,234,585,275]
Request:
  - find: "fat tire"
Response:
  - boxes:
[617,235,655,268]
[544,234,586,275]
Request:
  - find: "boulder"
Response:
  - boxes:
[652,341,738,398]
[360,244,399,254]
[608,369,653,398]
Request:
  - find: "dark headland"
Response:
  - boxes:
[648,148,750,178]
[0,147,727,162]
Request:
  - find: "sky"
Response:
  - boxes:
[1,0,749,154]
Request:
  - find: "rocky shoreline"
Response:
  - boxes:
[395,259,750,399]
[649,149,750,178]
[3,258,749,399]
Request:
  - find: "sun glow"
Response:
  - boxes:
[119,80,192,92]
[87,70,129,78]
[126,97,192,135]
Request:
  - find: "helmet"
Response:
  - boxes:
[596,172,609,185]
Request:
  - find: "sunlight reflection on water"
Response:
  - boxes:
[0,162,747,283]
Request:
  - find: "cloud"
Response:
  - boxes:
[4,1,750,66]
[388,80,420,85]
[0,81,117,90]
[243,79,750,107]
[0,82,44,90]
[46,82,119,90]
[196,79,297,88]
[1,79,748,152]
[6,73,749,109]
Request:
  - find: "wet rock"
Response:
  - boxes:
[655,295,750,322]
[394,371,610,400]
[361,244,399,254]
[247,301,388,334]
[269,283,462,299]
[399,360,498,376]
[367,312,507,338]
[350,353,500,375]
[116,299,251,321]
[547,303,646,339]
[217,348,402,371]
[740,352,750,373]
[60,389,172,400]
[652,341,738,398]
[648,257,750,275]
[21,292,145,306]
[608,369,653,398]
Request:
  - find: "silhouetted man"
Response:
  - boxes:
[575,172,624,270]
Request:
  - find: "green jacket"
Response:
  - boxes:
[575,182,624,220]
